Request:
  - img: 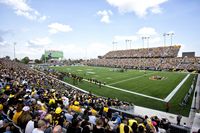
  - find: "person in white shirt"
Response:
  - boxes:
[32,120,46,133]
[25,120,34,133]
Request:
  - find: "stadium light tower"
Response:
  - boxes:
[125,39,132,49]
[44,50,46,64]
[85,48,87,60]
[163,32,174,46]
[163,33,167,47]
[168,32,174,46]
[142,37,145,48]
[13,42,16,60]
[146,36,150,48]
[129,40,132,49]
[142,36,150,48]
[125,40,128,50]
[112,41,117,51]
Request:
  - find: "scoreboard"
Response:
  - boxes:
[45,50,63,59]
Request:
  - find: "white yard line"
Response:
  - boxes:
[105,84,165,101]
[164,74,190,102]
[84,73,191,102]
[83,79,164,101]
[108,72,156,85]
[37,67,190,103]
[33,69,192,127]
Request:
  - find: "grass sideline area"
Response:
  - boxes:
[51,66,196,116]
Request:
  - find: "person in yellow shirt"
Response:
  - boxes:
[128,119,138,133]
[103,106,109,113]
[138,123,146,133]
[12,104,23,124]
[117,122,133,133]
[52,107,66,127]
[69,105,81,113]
[0,104,3,111]
[91,108,97,116]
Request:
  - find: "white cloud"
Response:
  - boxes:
[136,27,164,47]
[114,35,138,41]
[167,31,175,34]
[112,27,166,49]
[0,40,8,46]
[106,0,167,17]
[39,15,47,21]
[21,27,29,32]
[97,10,113,24]
[16,46,44,59]
[150,6,162,14]
[0,0,47,21]
[0,30,11,46]
[112,35,139,50]
[148,37,162,47]
[137,27,157,36]
[48,23,73,34]
[0,36,4,42]
[44,42,111,59]
[87,42,112,58]
[26,37,51,47]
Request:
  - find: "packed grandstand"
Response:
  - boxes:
[0,45,199,133]
[85,45,200,72]
[0,59,169,133]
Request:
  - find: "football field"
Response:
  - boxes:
[51,65,196,116]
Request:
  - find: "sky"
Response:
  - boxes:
[0,0,200,59]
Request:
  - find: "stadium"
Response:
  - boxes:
[43,46,200,132]
[0,0,200,133]
[1,44,199,132]
[50,45,199,116]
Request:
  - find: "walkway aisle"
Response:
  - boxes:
[133,105,190,126]
[190,74,200,132]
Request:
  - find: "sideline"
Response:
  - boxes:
[33,69,89,94]
[164,74,190,102]
[190,74,200,130]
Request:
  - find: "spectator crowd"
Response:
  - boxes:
[103,46,180,58]
[0,58,172,133]
[84,45,200,71]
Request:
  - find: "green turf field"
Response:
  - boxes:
[51,65,197,116]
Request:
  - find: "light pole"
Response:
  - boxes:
[142,37,145,48]
[112,41,117,50]
[141,36,150,48]
[129,40,132,49]
[125,40,128,50]
[44,50,46,64]
[169,33,174,46]
[163,32,174,46]
[13,42,16,60]
[146,37,150,48]
[163,33,167,47]
[112,41,114,51]
[125,40,132,49]
[85,48,87,60]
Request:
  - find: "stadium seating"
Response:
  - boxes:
[103,45,181,58]
[84,45,200,72]
[1,58,190,133]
